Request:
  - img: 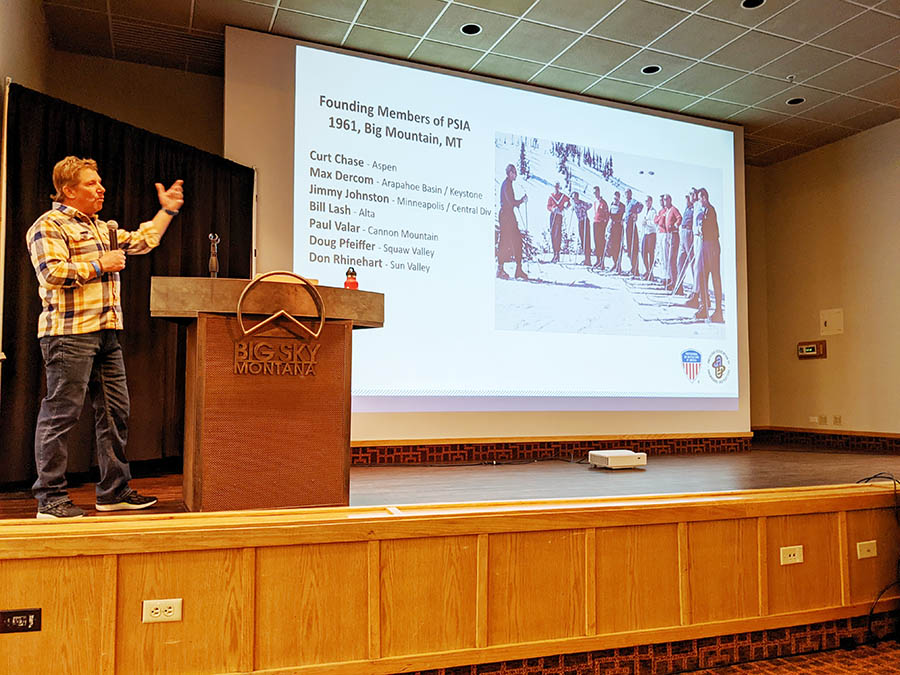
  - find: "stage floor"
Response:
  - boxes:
[2,444,899,519]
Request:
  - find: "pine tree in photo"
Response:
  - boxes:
[519,141,530,178]
[521,229,539,261]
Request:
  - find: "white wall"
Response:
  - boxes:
[46,52,224,156]
[750,119,900,434]
[0,0,49,92]
[746,166,771,427]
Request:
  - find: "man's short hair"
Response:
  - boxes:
[698,187,709,200]
[52,156,98,202]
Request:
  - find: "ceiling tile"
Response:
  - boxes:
[411,40,484,70]
[752,143,811,165]
[606,49,694,86]
[714,74,792,105]
[43,4,114,58]
[841,105,900,129]
[757,44,847,83]
[813,10,900,55]
[802,96,878,123]
[706,31,801,72]
[278,0,363,21]
[744,137,783,156]
[272,11,348,43]
[552,35,640,76]
[472,54,543,81]
[752,116,824,142]
[110,0,192,26]
[357,0,446,35]
[634,88,701,111]
[755,85,836,115]
[728,107,791,134]
[663,62,745,96]
[756,0,863,42]
[44,0,107,8]
[589,0,689,45]
[424,5,516,50]
[493,20,580,62]
[698,0,796,27]
[860,37,900,68]
[459,0,535,15]
[530,66,600,92]
[794,124,859,147]
[524,0,620,31]
[876,0,900,16]
[584,78,652,102]
[651,0,706,9]
[649,15,746,59]
[344,26,420,57]
[805,58,895,93]
[848,71,900,104]
[193,0,274,34]
[682,98,746,119]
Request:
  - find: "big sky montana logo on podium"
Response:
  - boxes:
[232,271,325,377]
[681,349,702,382]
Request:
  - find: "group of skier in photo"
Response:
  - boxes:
[497,162,725,323]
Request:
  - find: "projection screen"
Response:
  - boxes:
[224,27,750,441]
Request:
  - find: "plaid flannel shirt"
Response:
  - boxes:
[26,203,161,337]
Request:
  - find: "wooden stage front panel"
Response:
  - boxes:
[1,484,899,675]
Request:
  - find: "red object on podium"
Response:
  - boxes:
[344,266,358,289]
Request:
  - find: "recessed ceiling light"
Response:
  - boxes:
[786,97,805,105]
[741,0,766,8]
[460,23,482,36]
[641,64,662,75]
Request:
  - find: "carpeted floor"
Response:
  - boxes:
[695,640,900,674]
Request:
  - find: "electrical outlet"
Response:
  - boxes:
[833,415,842,425]
[142,598,182,624]
[780,545,804,565]
[808,416,818,424]
[857,540,877,560]
[817,414,828,425]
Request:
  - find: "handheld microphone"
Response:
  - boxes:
[107,220,119,250]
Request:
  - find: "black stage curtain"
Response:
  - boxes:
[1,84,253,484]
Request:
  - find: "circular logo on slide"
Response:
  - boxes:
[707,350,731,384]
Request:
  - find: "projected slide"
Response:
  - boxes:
[293,44,738,412]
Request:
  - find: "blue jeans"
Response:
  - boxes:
[33,330,132,507]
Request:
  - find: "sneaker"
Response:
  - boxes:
[96,489,158,512]
[37,500,85,519]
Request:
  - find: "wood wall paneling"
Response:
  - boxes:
[765,513,842,615]
[687,519,760,623]
[115,549,246,675]
[1,484,898,675]
[596,524,681,633]
[0,557,107,675]
[255,542,369,669]
[846,508,900,605]
[380,536,478,656]
[488,530,586,645]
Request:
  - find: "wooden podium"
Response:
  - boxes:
[150,276,383,511]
